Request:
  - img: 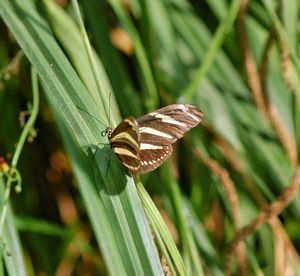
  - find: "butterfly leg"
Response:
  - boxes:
[105,148,112,176]
[93,141,109,159]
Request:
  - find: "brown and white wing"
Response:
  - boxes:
[132,104,202,175]
[137,104,203,144]
[110,117,141,174]
[110,105,202,176]
[131,140,173,176]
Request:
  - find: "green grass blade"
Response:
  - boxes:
[108,0,159,110]
[0,0,163,274]
[0,180,26,276]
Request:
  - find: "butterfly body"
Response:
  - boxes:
[106,104,203,176]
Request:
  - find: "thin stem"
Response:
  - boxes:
[182,0,240,101]
[108,0,159,110]
[0,67,39,238]
[11,69,39,167]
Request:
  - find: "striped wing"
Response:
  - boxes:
[109,117,141,173]
[133,104,203,175]
[131,139,173,175]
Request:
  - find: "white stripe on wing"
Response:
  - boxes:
[140,143,163,150]
[139,127,173,139]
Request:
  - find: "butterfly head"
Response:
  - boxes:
[101,127,113,139]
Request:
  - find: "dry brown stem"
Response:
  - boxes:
[279,39,294,92]
[259,30,276,92]
[237,0,268,118]
[225,167,300,275]
[237,0,297,168]
[198,124,300,273]
[194,149,247,276]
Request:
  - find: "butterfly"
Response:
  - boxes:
[102,104,203,176]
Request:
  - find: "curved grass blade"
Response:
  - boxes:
[0,0,163,274]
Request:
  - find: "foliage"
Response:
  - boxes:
[0,0,299,275]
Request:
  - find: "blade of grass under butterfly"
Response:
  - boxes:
[0,0,163,275]
[42,0,120,128]
[137,180,187,276]
[159,163,204,276]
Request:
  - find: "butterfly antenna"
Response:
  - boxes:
[108,91,112,127]
[92,146,99,160]
[76,105,107,127]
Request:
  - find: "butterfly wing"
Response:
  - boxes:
[133,104,203,175]
[137,104,203,143]
[109,117,141,174]
[131,139,173,175]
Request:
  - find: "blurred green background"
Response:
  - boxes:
[0,0,299,275]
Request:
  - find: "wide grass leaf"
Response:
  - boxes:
[0,0,163,275]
